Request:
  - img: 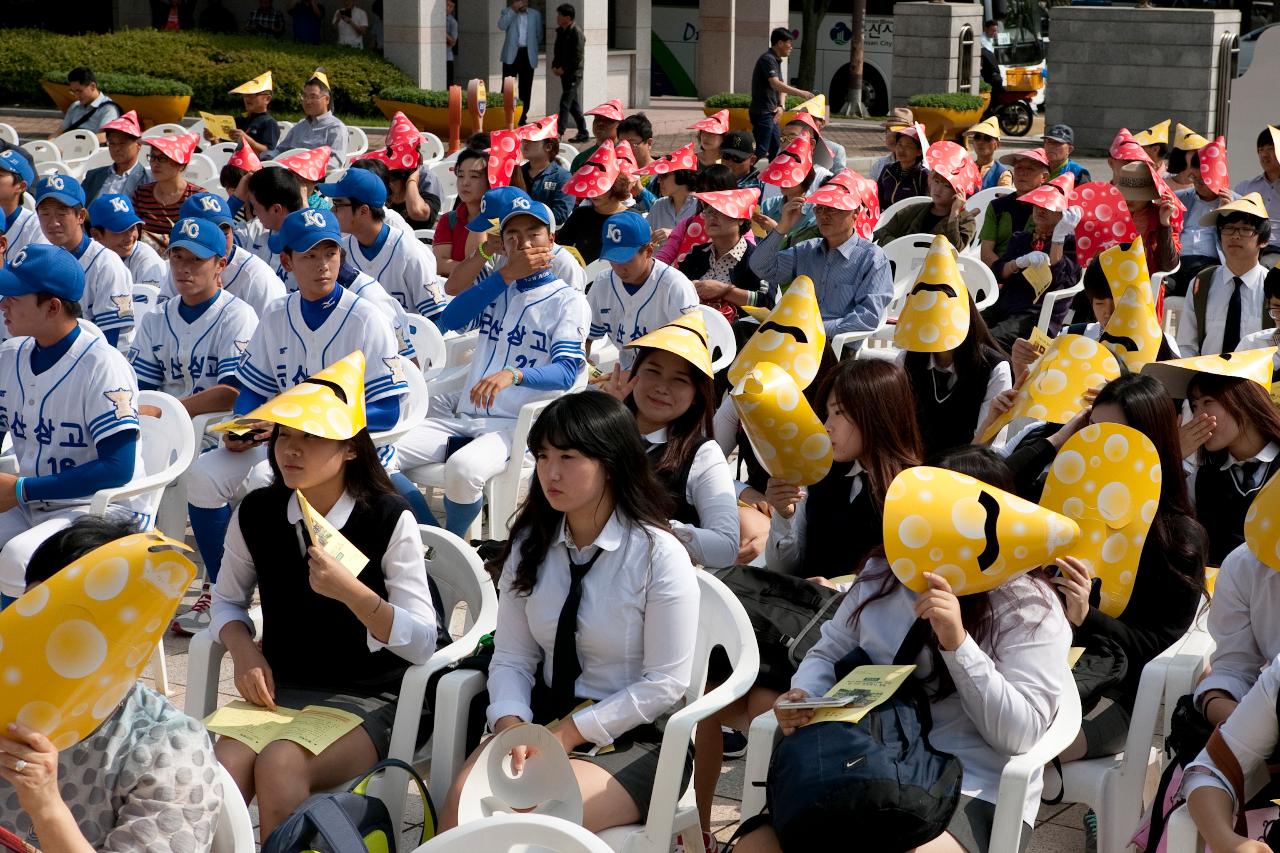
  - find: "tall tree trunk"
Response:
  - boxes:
[846,0,868,115]
[797,0,834,92]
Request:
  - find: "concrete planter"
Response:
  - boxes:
[911,105,985,141]
[705,107,802,133]
[375,97,524,136]
[41,81,190,128]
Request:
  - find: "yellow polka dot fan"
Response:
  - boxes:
[0,532,196,750]
[1246,469,1280,572]
[1097,238,1163,372]
[213,350,368,440]
[894,234,971,353]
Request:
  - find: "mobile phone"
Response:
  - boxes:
[777,696,853,710]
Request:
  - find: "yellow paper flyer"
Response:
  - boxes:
[1026,260,1054,300]
[806,664,917,726]
[199,111,238,142]
[204,701,362,755]
[297,490,369,577]
[1028,326,1055,356]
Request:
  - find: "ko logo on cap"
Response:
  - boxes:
[46,176,65,191]
[301,209,327,228]
[606,223,622,243]
[199,196,222,212]
[510,196,531,210]
[110,197,130,213]
[9,249,27,268]
[180,219,201,239]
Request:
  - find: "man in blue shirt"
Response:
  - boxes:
[749,169,893,340]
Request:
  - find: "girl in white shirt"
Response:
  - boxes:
[439,391,700,832]
[735,446,1072,853]
[599,316,740,568]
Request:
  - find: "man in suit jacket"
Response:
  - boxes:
[497,0,541,127]
[81,111,151,206]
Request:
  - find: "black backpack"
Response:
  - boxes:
[764,620,962,852]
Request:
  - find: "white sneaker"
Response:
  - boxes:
[172,586,212,635]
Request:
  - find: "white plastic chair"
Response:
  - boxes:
[211,763,255,853]
[1152,263,1179,306]
[346,125,369,158]
[276,120,294,138]
[370,357,429,448]
[412,813,613,853]
[420,132,446,165]
[559,143,580,162]
[405,312,448,381]
[131,283,161,320]
[965,186,1016,252]
[957,255,999,311]
[155,409,232,545]
[413,228,434,246]
[584,258,612,285]
[273,147,310,162]
[79,147,114,174]
[35,160,75,179]
[52,129,99,165]
[881,233,935,290]
[433,571,759,853]
[142,123,189,139]
[21,140,62,165]
[437,329,480,385]
[874,195,932,230]
[184,152,218,187]
[430,160,458,202]
[0,123,17,146]
[1164,295,1185,339]
[1037,281,1084,333]
[204,142,238,171]
[694,305,737,373]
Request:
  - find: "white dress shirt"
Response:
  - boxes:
[1234,173,1280,248]
[1194,542,1280,707]
[644,427,740,567]
[1187,441,1279,509]
[487,511,700,746]
[895,351,1012,442]
[209,490,438,664]
[765,461,866,575]
[1176,263,1268,356]
[791,560,1072,828]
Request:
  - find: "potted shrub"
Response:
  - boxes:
[43,71,192,128]
[703,93,807,132]
[905,92,985,141]
[375,87,522,135]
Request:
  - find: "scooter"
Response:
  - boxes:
[984,88,1036,137]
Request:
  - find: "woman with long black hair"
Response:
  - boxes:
[439,392,700,832]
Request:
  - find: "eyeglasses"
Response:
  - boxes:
[147,152,174,164]
[329,201,353,210]
[1269,307,1280,320]
[301,93,328,102]
[1221,225,1259,238]
[720,153,748,164]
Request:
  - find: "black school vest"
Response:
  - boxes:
[801,460,881,579]
[1196,457,1280,566]
[238,487,413,695]
[647,438,709,526]
[904,347,1008,457]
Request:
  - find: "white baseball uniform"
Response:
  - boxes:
[128,289,258,398]
[0,329,147,597]
[337,266,416,360]
[77,239,136,348]
[587,259,699,369]
[3,207,47,257]
[123,240,165,286]
[158,244,286,317]
[185,284,409,514]
[395,275,588,503]
[384,206,417,237]
[492,244,587,291]
[341,225,444,319]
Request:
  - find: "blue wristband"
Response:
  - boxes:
[14,477,25,506]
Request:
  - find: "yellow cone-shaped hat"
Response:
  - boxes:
[1173,123,1209,151]
[1142,347,1276,399]
[1098,239,1162,371]
[894,235,971,352]
[1133,120,1171,147]
[728,275,826,389]
[978,335,1122,443]
[625,311,714,377]
[731,362,833,486]
[1040,423,1161,617]
[794,93,828,121]
[885,466,1080,595]
[0,532,196,750]
[230,71,273,95]
[308,67,330,89]
[214,350,368,440]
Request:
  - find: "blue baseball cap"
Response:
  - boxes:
[316,168,387,209]
[34,174,86,208]
[598,211,652,263]
[267,207,343,254]
[0,151,34,187]
[0,244,86,302]
[168,217,228,260]
[501,199,555,233]
[88,194,143,233]
[179,192,234,227]
[469,186,530,233]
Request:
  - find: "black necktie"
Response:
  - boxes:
[1234,460,1263,493]
[550,548,603,718]
[1222,276,1244,354]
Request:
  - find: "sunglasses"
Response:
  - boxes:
[720,153,749,164]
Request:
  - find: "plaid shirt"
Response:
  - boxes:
[247,7,285,34]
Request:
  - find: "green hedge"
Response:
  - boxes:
[703,93,807,110]
[378,86,516,110]
[0,28,414,119]
[906,92,985,111]
[43,70,191,98]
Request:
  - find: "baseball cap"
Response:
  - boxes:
[316,168,387,210]
[267,207,343,254]
[501,197,555,231]
[87,194,144,233]
[598,211,651,263]
[0,150,34,187]
[0,244,85,302]
[34,174,86,208]
[1044,124,1074,145]
[168,217,228,260]
[722,131,755,159]
[469,186,530,233]
[179,192,234,227]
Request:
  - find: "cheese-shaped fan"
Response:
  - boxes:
[885,467,1080,595]
[0,532,196,750]
[728,275,826,390]
[1040,423,1161,617]
[1245,472,1280,572]
[731,362,833,486]
[1097,238,1162,371]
